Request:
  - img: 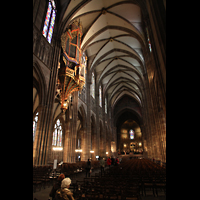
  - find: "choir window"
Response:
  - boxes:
[33,112,39,142]
[42,0,56,43]
[129,129,134,140]
[52,119,62,147]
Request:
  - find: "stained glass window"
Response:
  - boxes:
[129,129,134,140]
[52,119,62,147]
[146,27,152,52]
[91,72,95,98]
[42,0,56,43]
[99,85,102,107]
[33,112,39,142]
[105,98,107,113]
[57,119,60,126]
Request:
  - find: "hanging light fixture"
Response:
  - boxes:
[57,21,86,112]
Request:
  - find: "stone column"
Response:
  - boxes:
[33,105,45,165]
[95,88,100,157]
[63,120,70,163]
[71,91,78,163]
[84,76,91,161]
[101,99,106,157]
[35,36,61,165]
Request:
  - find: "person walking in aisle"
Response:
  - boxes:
[115,157,119,165]
[107,157,111,168]
[85,158,91,177]
[99,156,105,176]
[111,156,115,166]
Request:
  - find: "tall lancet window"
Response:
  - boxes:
[33,112,39,142]
[146,27,152,52]
[52,119,62,147]
[91,72,95,98]
[105,98,107,113]
[99,85,102,107]
[42,0,56,43]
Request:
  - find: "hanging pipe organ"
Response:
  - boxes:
[56,21,86,112]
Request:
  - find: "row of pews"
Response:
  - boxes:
[71,158,166,199]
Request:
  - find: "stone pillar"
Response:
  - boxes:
[84,76,91,161]
[33,105,45,165]
[111,126,117,156]
[63,120,70,163]
[71,91,78,163]
[101,99,106,157]
[142,71,154,160]
[95,88,100,157]
[36,38,61,165]
[78,129,84,161]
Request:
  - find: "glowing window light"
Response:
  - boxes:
[75,149,82,152]
[129,129,134,139]
[53,147,63,151]
[42,0,56,43]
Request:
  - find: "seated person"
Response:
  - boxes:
[55,177,74,200]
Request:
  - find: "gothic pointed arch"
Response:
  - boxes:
[33,61,47,107]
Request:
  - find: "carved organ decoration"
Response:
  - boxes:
[57,21,86,111]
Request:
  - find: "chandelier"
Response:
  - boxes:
[56,21,86,112]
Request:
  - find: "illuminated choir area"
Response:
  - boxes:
[118,120,143,155]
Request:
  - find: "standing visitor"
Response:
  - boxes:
[99,157,105,176]
[111,156,115,166]
[107,157,111,168]
[115,157,119,165]
[85,159,91,177]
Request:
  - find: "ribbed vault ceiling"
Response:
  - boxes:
[59,0,148,109]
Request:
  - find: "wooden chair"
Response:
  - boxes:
[33,175,42,192]
[142,176,156,197]
[33,168,43,192]
[154,177,166,197]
